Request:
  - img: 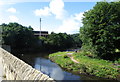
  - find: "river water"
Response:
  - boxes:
[20,52,105,80]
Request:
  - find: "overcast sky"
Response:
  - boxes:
[0,0,115,34]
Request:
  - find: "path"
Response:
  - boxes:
[67,53,79,64]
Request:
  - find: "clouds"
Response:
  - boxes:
[34,0,67,20]
[0,0,5,12]
[53,0,84,34]
[34,0,84,34]
[0,3,19,23]
[56,18,79,34]
[74,12,84,22]
[7,7,17,13]
[9,15,19,22]
[1,7,19,23]
[34,7,51,16]
[1,0,86,34]
[0,0,117,3]
[0,15,19,24]
[0,1,4,6]
[49,0,67,19]
[6,7,19,22]
[56,12,84,34]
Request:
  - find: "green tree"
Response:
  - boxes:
[1,23,39,53]
[40,32,74,50]
[80,2,120,60]
[70,33,82,48]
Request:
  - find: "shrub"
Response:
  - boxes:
[63,55,68,58]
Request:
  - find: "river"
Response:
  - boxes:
[20,52,106,80]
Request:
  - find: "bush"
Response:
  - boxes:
[63,55,68,58]
[114,58,120,65]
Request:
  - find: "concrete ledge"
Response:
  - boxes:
[0,47,54,80]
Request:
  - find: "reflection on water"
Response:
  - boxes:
[34,57,80,80]
[21,53,106,80]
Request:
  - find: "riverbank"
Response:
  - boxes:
[49,51,120,80]
[21,52,108,80]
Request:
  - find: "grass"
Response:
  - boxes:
[49,52,74,69]
[49,51,120,80]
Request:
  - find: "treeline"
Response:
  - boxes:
[1,23,39,53]
[0,23,82,54]
[40,32,82,51]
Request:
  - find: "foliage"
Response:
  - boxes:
[40,32,75,50]
[49,52,68,57]
[77,50,97,58]
[73,52,119,79]
[80,2,120,60]
[114,58,120,64]
[49,52,74,69]
[1,23,82,53]
[63,54,69,58]
[49,51,119,79]
[70,33,82,48]
[1,23,39,53]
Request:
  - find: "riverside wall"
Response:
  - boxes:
[0,47,54,80]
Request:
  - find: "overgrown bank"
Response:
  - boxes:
[49,51,120,80]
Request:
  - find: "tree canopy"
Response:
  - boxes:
[0,23,82,53]
[40,32,75,50]
[70,33,82,48]
[1,23,39,53]
[80,2,120,60]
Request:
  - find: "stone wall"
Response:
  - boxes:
[0,47,54,80]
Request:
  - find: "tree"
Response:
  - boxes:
[1,23,39,53]
[70,33,82,48]
[80,2,120,60]
[40,32,74,50]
